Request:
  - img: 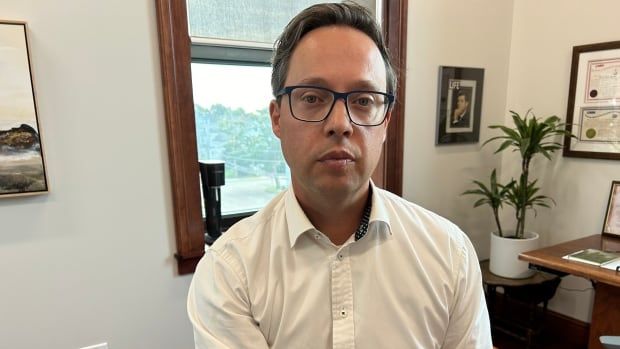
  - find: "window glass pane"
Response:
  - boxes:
[187,0,376,44]
[192,63,290,215]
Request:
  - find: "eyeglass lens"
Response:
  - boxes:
[289,87,388,125]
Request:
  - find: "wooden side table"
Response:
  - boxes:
[481,260,561,349]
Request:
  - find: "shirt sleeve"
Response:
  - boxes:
[442,234,493,349]
[187,249,270,349]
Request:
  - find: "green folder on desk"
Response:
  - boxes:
[563,248,620,268]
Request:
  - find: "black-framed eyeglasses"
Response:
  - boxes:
[276,85,395,126]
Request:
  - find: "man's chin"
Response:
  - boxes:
[313,176,369,196]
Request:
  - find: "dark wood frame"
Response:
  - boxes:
[373,0,407,193]
[603,180,620,237]
[563,40,620,160]
[155,0,407,275]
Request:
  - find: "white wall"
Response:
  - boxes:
[404,0,620,323]
[505,0,620,323]
[402,0,515,259]
[1,1,617,346]
[0,1,194,348]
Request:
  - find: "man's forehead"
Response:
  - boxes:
[284,26,387,91]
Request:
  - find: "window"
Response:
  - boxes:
[188,1,349,221]
[187,0,378,45]
[155,0,407,274]
[192,63,288,216]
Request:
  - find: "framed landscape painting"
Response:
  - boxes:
[0,21,48,197]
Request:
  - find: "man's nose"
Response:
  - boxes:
[324,98,353,136]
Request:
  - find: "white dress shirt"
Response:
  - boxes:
[188,184,492,349]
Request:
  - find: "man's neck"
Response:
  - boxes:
[293,183,370,245]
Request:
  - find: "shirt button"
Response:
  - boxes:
[337,254,344,260]
[314,234,320,240]
[341,310,347,318]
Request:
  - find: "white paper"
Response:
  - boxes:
[602,259,620,271]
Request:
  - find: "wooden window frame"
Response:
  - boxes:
[155,0,407,275]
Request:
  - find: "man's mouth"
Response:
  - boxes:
[318,150,355,167]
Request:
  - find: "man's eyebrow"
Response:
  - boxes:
[349,80,383,91]
[295,77,383,91]
[296,77,330,87]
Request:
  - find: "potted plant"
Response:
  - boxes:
[463,110,575,278]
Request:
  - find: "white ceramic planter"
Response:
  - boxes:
[489,231,540,279]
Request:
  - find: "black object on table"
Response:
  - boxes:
[199,160,225,245]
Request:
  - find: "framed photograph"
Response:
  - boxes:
[436,66,484,145]
[603,181,620,237]
[0,21,48,197]
[563,41,620,160]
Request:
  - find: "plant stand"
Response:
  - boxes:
[481,260,561,348]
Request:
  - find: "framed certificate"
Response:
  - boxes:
[563,41,620,159]
[603,181,620,237]
[435,66,484,145]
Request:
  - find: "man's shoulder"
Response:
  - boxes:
[375,188,448,221]
[209,189,287,254]
[375,188,467,246]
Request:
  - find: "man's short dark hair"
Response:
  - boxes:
[457,90,470,102]
[271,2,396,98]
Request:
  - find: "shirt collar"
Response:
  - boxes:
[284,188,316,248]
[285,181,393,248]
[368,181,391,234]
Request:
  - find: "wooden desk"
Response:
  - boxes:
[519,234,620,349]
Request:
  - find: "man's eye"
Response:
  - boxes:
[353,95,375,107]
[302,95,319,103]
[357,98,371,106]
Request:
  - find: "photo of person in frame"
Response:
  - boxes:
[450,87,472,128]
[436,67,483,145]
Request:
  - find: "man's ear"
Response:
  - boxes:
[269,99,282,139]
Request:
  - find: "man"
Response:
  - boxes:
[451,90,471,127]
[188,3,492,348]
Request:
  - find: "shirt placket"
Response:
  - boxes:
[331,246,354,349]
